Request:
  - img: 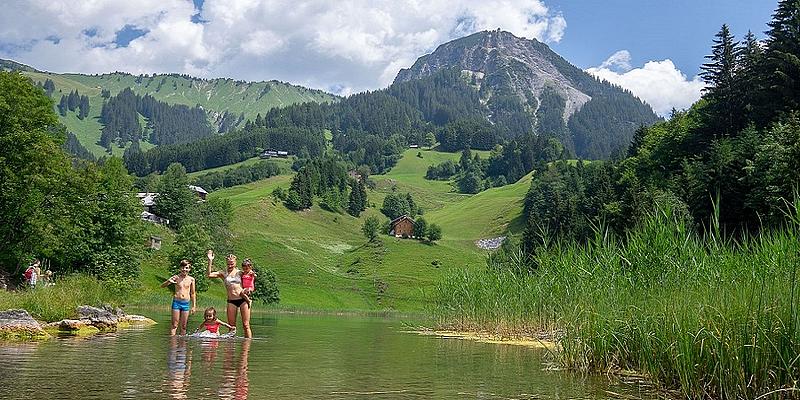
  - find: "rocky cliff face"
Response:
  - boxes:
[396,30,589,122]
[395,30,660,158]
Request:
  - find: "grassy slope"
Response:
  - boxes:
[186,157,293,179]
[202,148,529,311]
[21,71,337,158]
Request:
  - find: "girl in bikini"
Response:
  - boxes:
[207,250,253,338]
[194,307,235,336]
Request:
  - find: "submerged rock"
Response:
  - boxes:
[43,319,100,337]
[0,309,50,341]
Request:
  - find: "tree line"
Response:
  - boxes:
[519,1,800,253]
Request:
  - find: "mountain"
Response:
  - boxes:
[394,30,661,159]
[1,58,337,158]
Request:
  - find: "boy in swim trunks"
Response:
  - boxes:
[161,259,196,336]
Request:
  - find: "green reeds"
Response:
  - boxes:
[432,206,800,398]
[0,275,122,322]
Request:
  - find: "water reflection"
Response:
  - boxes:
[219,339,250,400]
[164,336,251,399]
[165,337,192,399]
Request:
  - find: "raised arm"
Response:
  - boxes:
[206,250,222,279]
[160,275,177,288]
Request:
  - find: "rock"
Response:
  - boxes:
[0,309,50,341]
[76,305,119,331]
[42,319,100,337]
[123,315,157,326]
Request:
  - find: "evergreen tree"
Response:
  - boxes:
[287,168,313,210]
[43,79,55,96]
[762,0,800,120]
[700,24,741,136]
[347,179,367,217]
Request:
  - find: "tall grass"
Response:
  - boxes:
[432,206,800,398]
[0,275,123,322]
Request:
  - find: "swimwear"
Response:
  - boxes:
[223,270,242,287]
[203,321,221,334]
[172,298,190,312]
[227,298,246,307]
[241,273,255,291]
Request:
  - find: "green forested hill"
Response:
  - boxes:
[1,60,337,158]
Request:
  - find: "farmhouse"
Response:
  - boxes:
[188,185,208,201]
[389,215,415,238]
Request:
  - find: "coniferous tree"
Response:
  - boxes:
[700,24,741,137]
[43,79,55,96]
[347,179,367,217]
[762,0,800,121]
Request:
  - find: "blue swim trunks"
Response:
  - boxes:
[171,298,190,312]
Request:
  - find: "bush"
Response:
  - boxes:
[362,216,381,242]
[427,224,442,242]
[249,268,280,304]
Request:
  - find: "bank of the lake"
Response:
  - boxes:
[433,209,800,399]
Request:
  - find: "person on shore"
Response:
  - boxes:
[207,250,252,338]
[194,307,236,336]
[23,259,40,288]
[161,259,197,336]
[240,259,257,306]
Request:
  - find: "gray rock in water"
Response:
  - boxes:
[0,309,48,339]
[76,305,119,330]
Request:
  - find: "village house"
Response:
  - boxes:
[188,185,208,201]
[347,170,363,182]
[389,215,415,238]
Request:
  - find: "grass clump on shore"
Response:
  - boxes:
[432,205,800,398]
[0,275,122,322]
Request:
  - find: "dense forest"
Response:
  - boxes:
[518,1,800,250]
[99,88,213,150]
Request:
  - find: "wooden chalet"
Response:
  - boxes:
[389,215,415,238]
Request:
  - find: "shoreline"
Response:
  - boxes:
[410,328,558,349]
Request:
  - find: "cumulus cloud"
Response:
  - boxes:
[587,51,706,116]
[0,0,567,94]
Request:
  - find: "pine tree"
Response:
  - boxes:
[347,179,366,217]
[700,24,741,136]
[762,0,800,120]
[737,31,765,123]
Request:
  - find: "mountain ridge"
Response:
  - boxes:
[394,30,661,158]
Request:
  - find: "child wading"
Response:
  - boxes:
[195,307,235,336]
[161,260,197,336]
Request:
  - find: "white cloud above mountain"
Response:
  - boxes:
[587,51,706,117]
[0,0,567,94]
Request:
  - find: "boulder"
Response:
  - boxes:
[42,319,100,336]
[76,305,119,331]
[123,314,157,326]
[0,309,50,341]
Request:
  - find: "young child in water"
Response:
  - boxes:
[194,307,235,336]
[240,259,257,306]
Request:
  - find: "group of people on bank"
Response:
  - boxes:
[161,250,257,338]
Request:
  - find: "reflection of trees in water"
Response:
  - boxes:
[218,339,250,400]
[165,337,192,400]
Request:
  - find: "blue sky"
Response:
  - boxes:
[549,0,776,76]
[0,1,782,115]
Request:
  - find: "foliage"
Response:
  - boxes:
[249,267,280,304]
[169,223,212,292]
[152,163,196,229]
[412,217,428,239]
[192,160,282,191]
[347,179,367,217]
[426,223,442,243]
[361,216,381,242]
[380,192,419,220]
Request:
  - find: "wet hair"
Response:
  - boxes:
[204,307,216,318]
[179,259,191,267]
[226,254,237,261]
[242,258,253,267]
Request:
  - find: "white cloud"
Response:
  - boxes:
[587,52,706,116]
[0,0,567,94]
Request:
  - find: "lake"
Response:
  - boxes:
[0,312,657,399]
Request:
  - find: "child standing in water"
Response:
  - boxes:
[161,260,196,336]
[240,259,257,306]
[195,307,235,336]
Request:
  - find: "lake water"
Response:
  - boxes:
[0,313,657,399]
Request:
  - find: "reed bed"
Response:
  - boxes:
[0,275,122,322]
[432,207,800,398]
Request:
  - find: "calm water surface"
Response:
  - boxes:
[0,313,657,399]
